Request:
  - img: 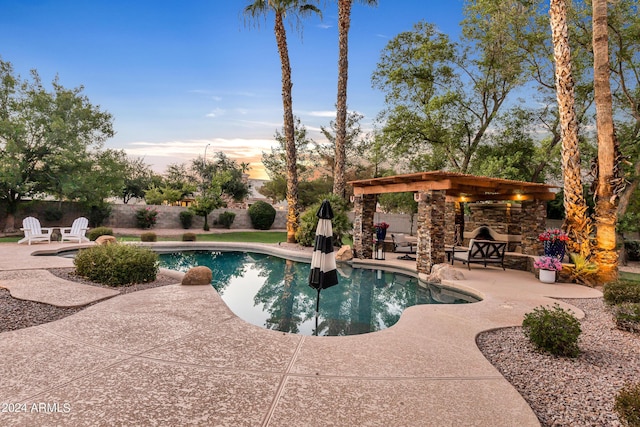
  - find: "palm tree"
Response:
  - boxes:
[333,0,377,199]
[592,0,619,282]
[244,0,321,243]
[549,0,592,258]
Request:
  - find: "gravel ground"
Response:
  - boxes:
[0,268,178,333]
[2,268,638,425]
[476,298,639,426]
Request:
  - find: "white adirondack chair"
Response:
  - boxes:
[18,216,53,245]
[60,217,90,243]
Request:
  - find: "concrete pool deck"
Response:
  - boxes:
[0,240,604,426]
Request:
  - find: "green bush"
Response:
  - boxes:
[218,211,236,229]
[87,227,113,241]
[182,232,197,241]
[248,201,276,230]
[86,201,112,227]
[614,303,640,333]
[295,194,352,247]
[625,241,640,262]
[179,210,193,229]
[43,208,64,222]
[604,280,640,305]
[522,303,581,357]
[140,232,157,242]
[74,244,158,286]
[135,207,158,229]
[615,382,640,427]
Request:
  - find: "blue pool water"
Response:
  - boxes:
[159,251,478,336]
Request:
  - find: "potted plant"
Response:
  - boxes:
[374,222,390,242]
[534,256,563,283]
[538,228,569,260]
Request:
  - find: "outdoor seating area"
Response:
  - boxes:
[391,233,416,260]
[17,216,89,245]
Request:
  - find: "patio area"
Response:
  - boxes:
[0,240,603,426]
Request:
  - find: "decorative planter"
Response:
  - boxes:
[376,228,387,242]
[544,240,565,261]
[539,269,556,284]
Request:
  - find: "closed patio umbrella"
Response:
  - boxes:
[308,200,339,330]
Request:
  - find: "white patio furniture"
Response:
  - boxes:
[18,216,53,245]
[60,217,90,243]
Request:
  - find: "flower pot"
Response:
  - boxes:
[539,269,556,284]
[376,229,387,242]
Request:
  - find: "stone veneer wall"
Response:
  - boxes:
[520,200,547,255]
[467,203,523,236]
[416,190,446,274]
[352,194,377,259]
[444,202,456,246]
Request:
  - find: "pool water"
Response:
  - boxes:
[159,251,478,336]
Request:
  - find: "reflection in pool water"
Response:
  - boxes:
[159,251,478,336]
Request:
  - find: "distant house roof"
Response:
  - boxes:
[349,171,557,202]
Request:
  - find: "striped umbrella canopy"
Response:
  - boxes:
[308,200,339,319]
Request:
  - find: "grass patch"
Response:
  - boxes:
[620,270,640,283]
[195,231,286,244]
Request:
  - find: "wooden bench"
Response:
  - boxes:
[451,239,507,270]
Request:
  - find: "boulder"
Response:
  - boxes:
[425,263,465,283]
[335,245,353,262]
[95,235,117,245]
[181,266,212,286]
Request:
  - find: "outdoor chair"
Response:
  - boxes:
[391,233,417,260]
[18,216,53,245]
[451,239,506,270]
[60,217,90,243]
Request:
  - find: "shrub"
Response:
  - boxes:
[614,382,640,427]
[140,232,157,242]
[135,207,158,229]
[182,232,197,241]
[625,241,640,262]
[218,211,236,229]
[614,303,640,333]
[74,244,158,286]
[604,280,640,305]
[43,208,64,222]
[86,201,112,227]
[87,227,113,241]
[295,194,352,247]
[522,303,581,357]
[248,201,276,230]
[179,210,193,229]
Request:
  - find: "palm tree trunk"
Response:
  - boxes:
[549,0,592,258]
[592,0,619,282]
[333,0,352,199]
[274,12,299,243]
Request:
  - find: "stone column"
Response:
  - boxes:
[352,194,377,259]
[416,190,446,274]
[444,202,456,246]
[520,199,547,255]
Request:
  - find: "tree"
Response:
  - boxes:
[121,157,154,204]
[244,0,321,243]
[549,0,592,258]
[332,0,378,198]
[372,13,526,174]
[316,110,363,179]
[261,116,315,181]
[0,59,114,231]
[591,0,619,282]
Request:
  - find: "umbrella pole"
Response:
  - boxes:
[315,289,321,336]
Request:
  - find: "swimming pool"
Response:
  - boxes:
[159,250,479,336]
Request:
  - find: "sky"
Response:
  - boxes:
[1,0,465,179]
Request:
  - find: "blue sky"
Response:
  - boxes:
[1,0,464,179]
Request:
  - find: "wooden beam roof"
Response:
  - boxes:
[349,171,558,202]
